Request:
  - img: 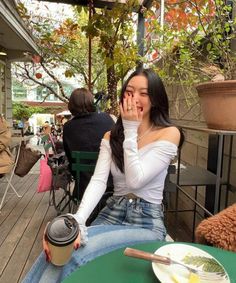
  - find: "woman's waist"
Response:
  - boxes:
[113,187,163,205]
[111,193,163,207]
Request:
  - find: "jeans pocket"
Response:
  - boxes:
[141,204,163,219]
[106,196,116,209]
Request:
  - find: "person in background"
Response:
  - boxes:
[22,68,184,283]
[42,121,51,136]
[62,88,115,201]
[0,115,14,178]
[61,116,68,125]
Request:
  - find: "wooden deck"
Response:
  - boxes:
[0,163,67,283]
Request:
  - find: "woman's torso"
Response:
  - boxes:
[110,139,177,204]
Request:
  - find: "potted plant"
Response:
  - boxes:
[146,0,236,130]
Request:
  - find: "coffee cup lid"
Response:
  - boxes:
[46,215,79,246]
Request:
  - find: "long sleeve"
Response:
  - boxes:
[72,139,112,226]
[122,120,177,190]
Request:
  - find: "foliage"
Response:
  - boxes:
[81,0,141,114]
[12,102,46,120]
[15,0,142,114]
[145,0,236,105]
[15,2,105,103]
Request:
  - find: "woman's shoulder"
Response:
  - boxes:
[103,131,111,141]
[154,126,181,146]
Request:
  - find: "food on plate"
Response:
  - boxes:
[171,274,182,283]
[183,255,225,273]
[188,272,200,283]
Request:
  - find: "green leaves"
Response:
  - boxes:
[12,102,46,120]
[145,0,236,106]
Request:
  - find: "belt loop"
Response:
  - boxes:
[117,196,125,205]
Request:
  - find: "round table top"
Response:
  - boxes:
[63,241,236,283]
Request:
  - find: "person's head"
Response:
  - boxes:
[68,88,96,116]
[110,68,173,173]
[119,68,170,125]
[43,122,50,128]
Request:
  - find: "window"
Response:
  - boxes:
[12,79,27,100]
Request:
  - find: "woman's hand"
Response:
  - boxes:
[120,93,143,122]
[73,233,81,250]
[43,223,81,262]
[43,223,51,262]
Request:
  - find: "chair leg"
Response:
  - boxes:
[5,176,22,197]
[0,142,23,211]
[0,182,10,211]
[0,175,22,211]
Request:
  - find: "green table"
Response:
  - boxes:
[63,241,236,283]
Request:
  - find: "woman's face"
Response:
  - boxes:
[124,75,151,118]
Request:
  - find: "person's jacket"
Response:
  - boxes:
[63,111,115,200]
[0,117,14,174]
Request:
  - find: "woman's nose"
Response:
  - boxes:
[132,91,139,99]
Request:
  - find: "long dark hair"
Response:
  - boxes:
[110,68,183,173]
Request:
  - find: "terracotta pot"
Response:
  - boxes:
[196,80,236,130]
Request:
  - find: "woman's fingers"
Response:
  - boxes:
[43,234,51,262]
[74,234,81,250]
[137,106,144,121]
[43,223,51,262]
[121,96,140,121]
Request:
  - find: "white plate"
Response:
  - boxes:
[152,243,230,283]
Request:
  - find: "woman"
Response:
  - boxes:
[23,68,183,283]
[62,88,115,200]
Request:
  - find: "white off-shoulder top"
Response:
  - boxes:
[72,120,178,228]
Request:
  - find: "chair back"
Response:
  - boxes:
[72,151,99,179]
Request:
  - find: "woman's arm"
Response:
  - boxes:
[44,137,112,259]
[72,137,112,226]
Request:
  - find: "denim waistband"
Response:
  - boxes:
[112,195,163,208]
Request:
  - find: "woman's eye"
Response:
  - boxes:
[125,91,132,96]
[140,93,148,96]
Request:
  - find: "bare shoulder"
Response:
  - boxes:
[103,131,111,141]
[157,126,181,146]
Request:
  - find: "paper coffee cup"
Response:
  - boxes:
[46,215,79,266]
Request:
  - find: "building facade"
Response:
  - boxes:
[0,0,39,122]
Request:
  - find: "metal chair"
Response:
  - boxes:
[0,141,22,211]
[72,151,113,225]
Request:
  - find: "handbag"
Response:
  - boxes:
[37,155,52,193]
[47,152,72,190]
[15,142,42,177]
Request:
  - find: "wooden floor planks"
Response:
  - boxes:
[0,169,65,283]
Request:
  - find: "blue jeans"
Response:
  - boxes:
[22,197,166,283]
